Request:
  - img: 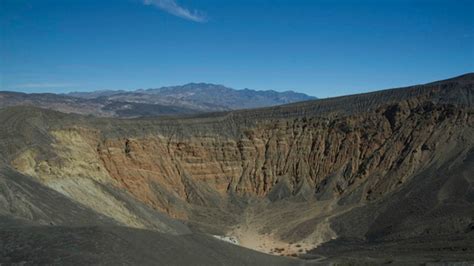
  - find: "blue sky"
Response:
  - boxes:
[1,0,473,97]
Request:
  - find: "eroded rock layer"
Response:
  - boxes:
[10,101,472,217]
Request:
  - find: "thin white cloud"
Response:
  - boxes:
[143,0,207,23]
[13,83,78,89]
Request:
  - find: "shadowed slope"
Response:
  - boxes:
[0,225,299,266]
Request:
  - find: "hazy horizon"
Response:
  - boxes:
[2,72,474,99]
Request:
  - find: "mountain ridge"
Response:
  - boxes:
[0,83,315,118]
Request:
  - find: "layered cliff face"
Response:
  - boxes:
[2,74,474,261]
[10,99,473,221]
[114,101,469,203]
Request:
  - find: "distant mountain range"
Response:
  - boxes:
[0,83,315,117]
